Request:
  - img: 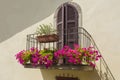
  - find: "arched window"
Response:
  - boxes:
[55,2,82,49]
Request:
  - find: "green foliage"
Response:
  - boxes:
[36,23,56,35]
[22,51,31,64]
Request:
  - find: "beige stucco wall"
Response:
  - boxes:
[0,0,69,42]
[79,0,120,79]
[0,0,120,80]
[40,69,99,80]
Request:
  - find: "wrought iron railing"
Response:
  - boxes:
[26,33,58,50]
[79,27,115,80]
[26,27,115,80]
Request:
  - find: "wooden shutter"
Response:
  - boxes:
[65,4,78,49]
[56,76,79,80]
[57,7,63,49]
[57,4,78,49]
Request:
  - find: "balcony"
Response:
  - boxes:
[17,27,99,71]
[15,27,115,80]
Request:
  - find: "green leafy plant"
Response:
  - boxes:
[36,23,56,35]
[36,23,58,43]
[39,48,54,60]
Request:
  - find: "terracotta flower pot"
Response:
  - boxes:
[36,34,59,43]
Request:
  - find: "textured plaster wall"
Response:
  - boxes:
[76,0,120,79]
[0,0,120,80]
[40,69,99,80]
[0,0,69,42]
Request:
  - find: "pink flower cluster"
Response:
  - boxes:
[54,44,101,67]
[15,47,53,68]
[16,44,101,68]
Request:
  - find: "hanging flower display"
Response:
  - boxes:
[15,44,101,68]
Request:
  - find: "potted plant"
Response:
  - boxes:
[54,44,102,67]
[15,47,55,68]
[36,23,59,43]
[15,45,101,68]
[15,47,39,65]
[39,48,54,68]
[54,46,71,65]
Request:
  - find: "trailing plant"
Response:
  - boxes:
[54,44,101,67]
[15,44,101,68]
[15,47,54,68]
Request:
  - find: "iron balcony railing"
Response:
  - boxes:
[79,27,115,80]
[26,27,115,80]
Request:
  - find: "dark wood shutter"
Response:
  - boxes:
[57,4,78,49]
[56,77,79,80]
[66,5,78,49]
[57,7,63,49]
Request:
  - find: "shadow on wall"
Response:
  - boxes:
[0,0,70,43]
[40,69,101,80]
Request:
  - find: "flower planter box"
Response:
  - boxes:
[36,34,59,43]
[16,45,101,70]
[23,63,93,70]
